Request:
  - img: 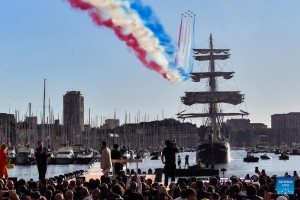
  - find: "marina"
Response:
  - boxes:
[7,150,300,182]
[1,0,300,199]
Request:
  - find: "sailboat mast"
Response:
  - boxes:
[42,79,46,143]
[209,34,218,137]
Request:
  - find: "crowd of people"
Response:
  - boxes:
[0,140,300,199]
[0,167,299,200]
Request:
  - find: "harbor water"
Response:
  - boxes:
[8,150,300,181]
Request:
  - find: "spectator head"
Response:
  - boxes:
[62,180,69,188]
[31,191,41,200]
[209,192,220,200]
[47,185,56,193]
[45,189,53,200]
[173,187,181,199]
[69,180,76,189]
[65,189,74,200]
[111,183,125,196]
[76,178,83,187]
[246,184,257,197]
[7,180,14,190]
[19,185,27,194]
[80,186,90,197]
[196,180,204,190]
[190,182,197,190]
[113,144,119,150]
[18,178,26,186]
[55,193,64,200]
[92,188,100,200]
[158,186,167,195]
[130,181,138,192]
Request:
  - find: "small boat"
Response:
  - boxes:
[279,153,289,160]
[260,153,272,160]
[243,153,259,162]
[75,148,95,164]
[53,147,75,164]
[150,155,159,160]
[15,147,36,165]
[7,147,16,164]
[122,151,131,159]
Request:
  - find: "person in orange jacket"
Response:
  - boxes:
[0,143,8,182]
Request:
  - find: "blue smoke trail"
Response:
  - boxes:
[129,0,176,56]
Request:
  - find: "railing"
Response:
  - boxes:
[111,159,143,176]
[85,156,98,171]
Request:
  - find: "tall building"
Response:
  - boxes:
[0,113,16,145]
[63,91,84,145]
[271,112,300,146]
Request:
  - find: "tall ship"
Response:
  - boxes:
[177,34,248,164]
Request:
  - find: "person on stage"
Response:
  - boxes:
[161,140,179,187]
[100,141,112,177]
[0,143,8,182]
[111,144,123,176]
[35,141,52,180]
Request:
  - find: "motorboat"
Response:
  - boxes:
[243,153,259,162]
[75,148,95,164]
[150,155,159,160]
[260,153,272,160]
[7,147,16,164]
[15,147,36,165]
[53,147,75,164]
[279,152,289,160]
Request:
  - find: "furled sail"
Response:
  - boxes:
[194,54,230,61]
[177,112,247,119]
[193,49,230,54]
[190,72,234,82]
[181,91,244,105]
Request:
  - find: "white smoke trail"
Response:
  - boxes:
[88,0,182,82]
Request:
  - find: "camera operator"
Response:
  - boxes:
[161,140,179,187]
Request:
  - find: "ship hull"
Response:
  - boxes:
[53,157,75,165]
[196,140,229,164]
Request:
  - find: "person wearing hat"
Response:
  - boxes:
[0,143,8,182]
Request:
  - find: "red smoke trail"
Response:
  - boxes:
[68,0,166,78]
[68,0,92,10]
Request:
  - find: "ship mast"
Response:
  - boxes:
[208,34,218,138]
[177,34,249,134]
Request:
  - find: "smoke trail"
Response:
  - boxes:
[187,15,195,73]
[176,11,195,77]
[129,0,175,56]
[175,15,183,66]
[67,0,186,82]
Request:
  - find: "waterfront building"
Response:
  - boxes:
[63,91,84,145]
[118,118,198,150]
[271,112,300,147]
[0,113,16,145]
[24,116,38,146]
[226,119,271,147]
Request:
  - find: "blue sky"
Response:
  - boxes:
[1,0,300,127]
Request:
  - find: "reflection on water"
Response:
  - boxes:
[128,150,300,178]
[8,164,87,181]
[8,150,300,181]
